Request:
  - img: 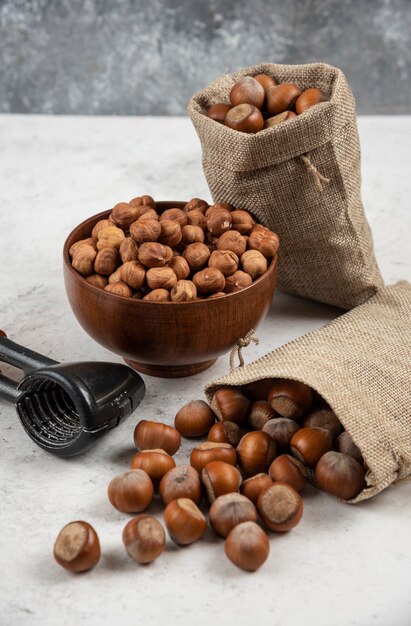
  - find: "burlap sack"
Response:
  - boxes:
[205,281,411,503]
[188,62,384,310]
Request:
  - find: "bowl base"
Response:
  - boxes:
[124,358,218,378]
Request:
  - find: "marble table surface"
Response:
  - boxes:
[0,115,410,626]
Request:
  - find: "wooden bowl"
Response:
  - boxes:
[63,203,278,378]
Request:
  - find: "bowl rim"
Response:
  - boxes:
[63,204,278,305]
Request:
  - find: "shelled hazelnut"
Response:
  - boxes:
[107,469,154,513]
[209,493,257,538]
[163,498,207,545]
[131,449,176,484]
[54,521,101,573]
[205,73,330,133]
[159,465,202,506]
[175,400,216,438]
[122,515,165,564]
[133,420,181,455]
[225,521,270,572]
[70,196,279,301]
[257,482,303,532]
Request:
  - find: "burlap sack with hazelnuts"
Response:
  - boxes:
[188,62,383,310]
[205,281,411,503]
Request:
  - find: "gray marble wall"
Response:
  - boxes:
[0,0,410,115]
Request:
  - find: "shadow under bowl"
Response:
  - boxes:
[63,202,278,378]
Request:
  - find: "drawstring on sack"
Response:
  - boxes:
[229,330,260,370]
[300,154,330,192]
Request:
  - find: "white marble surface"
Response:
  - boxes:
[0,115,410,626]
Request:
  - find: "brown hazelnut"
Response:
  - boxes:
[168,255,190,281]
[209,250,239,276]
[315,451,366,500]
[268,379,313,419]
[224,521,269,572]
[86,274,107,289]
[207,421,244,447]
[254,73,277,92]
[108,268,121,284]
[146,266,178,291]
[163,498,207,546]
[94,247,120,275]
[224,104,264,133]
[257,482,303,532]
[193,267,226,294]
[104,281,133,297]
[130,219,161,244]
[217,231,247,257]
[266,83,302,115]
[241,378,276,401]
[295,88,329,115]
[303,408,343,440]
[183,243,211,272]
[241,249,268,280]
[211,388,250,424]
[247,401,278,430]
[262,418,301,453]
[206,209,233,236]
[158,220,182,247]
[129,194,156,209]
[207,292,226,299]
[184,198,209,214]
[138,242,173,268]
[118,261,146,290]
[174,400,216,438]
[190,442,237,474]
[122,515,165,564]
[107,469,154,513]
[264,110,296,128]
[209,493,257,538]
[136,208,159,222]
[206,202,234,214]
[224,270,253,293]
[160,208,188,227]
[206,102,232,123]
[268,455,308,492]
[91,219,110,239]
[119,237,139,263]
[69,238,97,257]
[181,224,205,245]
[290,427,333,468]
[334,431,364,464]
[248,228,279,258]
[97,226,125,250]
[240,473,273,504]
[202,461,242,503]
[133,420,181,455]
[159,465,202,506]
[186,209,207,229]
[230,76,265,109]
[111,202,140,229]
[72,245,97,276]
[230,210,256,235]
[143,289,171,302]
[131,449,176,483]
[54,521,100,573]
[236,431,277,477]
[170,279,197,302]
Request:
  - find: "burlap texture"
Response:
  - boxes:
[188,63,384,310]
[205,282,411,503]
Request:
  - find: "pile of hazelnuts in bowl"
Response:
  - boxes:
[206,73,330,133]
[54,378,366,575]
[69,195,279,301]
